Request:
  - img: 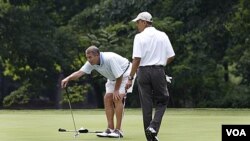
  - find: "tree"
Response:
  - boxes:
[1,0,250,108]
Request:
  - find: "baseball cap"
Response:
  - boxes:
[132,12,153,22]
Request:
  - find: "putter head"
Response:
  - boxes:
[74,132,80,137]
[78,127,88,133]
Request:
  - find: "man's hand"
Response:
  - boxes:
[113,90,121,101]
[61,78,69,88]
[125,79,132,90]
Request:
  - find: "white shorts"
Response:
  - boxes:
[105,77,128,94]
[105,74,136,94]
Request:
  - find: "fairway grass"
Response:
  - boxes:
[1,108,250,141]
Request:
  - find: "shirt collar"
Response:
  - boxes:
[92,52,104,67]
[99,52,104,66]
[143,26,155,32]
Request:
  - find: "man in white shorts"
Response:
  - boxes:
[61,45,131,138]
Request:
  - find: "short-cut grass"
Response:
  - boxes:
[1,108,250,141]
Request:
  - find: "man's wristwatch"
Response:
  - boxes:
[128,76,134,80]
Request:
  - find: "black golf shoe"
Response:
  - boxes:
[146,127,159,141]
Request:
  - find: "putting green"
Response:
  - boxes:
[0,108,250,141]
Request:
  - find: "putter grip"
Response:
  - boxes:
[58,128,66,132]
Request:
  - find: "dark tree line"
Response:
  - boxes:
[0,0,250,108]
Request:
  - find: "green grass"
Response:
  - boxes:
[1,108,250,141]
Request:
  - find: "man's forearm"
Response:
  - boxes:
[167,56,175,65]
[129,57,141,78]
[66,70,84,81]
[114,75,123,91]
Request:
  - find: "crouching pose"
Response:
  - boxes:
[61,46,131,138]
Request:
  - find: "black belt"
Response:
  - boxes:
[139,65,164,68]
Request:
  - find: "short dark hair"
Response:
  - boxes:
[85,45,100,56]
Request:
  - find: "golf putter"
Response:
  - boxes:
[59,127,103,134]
[65,87,79,137]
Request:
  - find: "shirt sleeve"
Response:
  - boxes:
[109,58,124,79]
[132,34,142,59]
[165,35,175,58]
[80,61,93,74]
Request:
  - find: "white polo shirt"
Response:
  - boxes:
[80,52,130,81]
[132,27,175,66]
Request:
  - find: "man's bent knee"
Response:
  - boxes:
[104,93,113,101]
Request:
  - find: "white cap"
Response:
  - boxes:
[132,12,153,22]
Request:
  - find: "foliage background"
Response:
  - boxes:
[0,0,250,108]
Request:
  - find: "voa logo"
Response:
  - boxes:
[226,129,246,136]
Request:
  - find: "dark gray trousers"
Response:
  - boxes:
[137,66,169,140]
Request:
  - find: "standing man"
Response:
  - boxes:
[61,46,131,138]
[126,12,175,141]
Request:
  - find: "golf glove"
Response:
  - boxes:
[166,75,172,83]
